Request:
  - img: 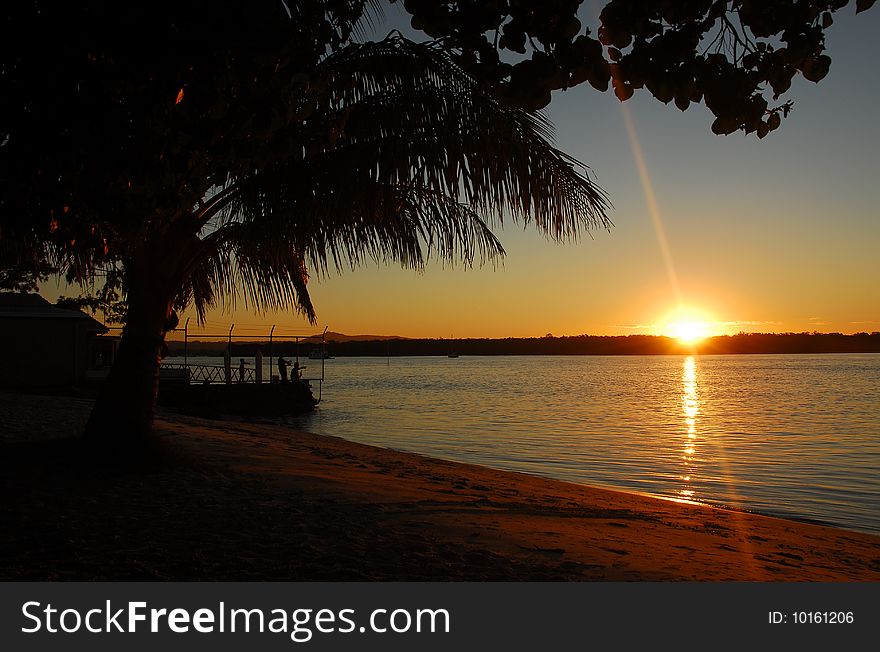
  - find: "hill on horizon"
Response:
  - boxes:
[324,331,409,342]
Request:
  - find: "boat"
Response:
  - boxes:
[447,335,459,358]
[309,347,333,360]
[159,375,319,416]
[157,325,328,416]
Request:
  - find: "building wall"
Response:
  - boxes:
[0,318,79,387]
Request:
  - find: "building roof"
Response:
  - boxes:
[0,293,108,332]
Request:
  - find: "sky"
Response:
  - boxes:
[41,4,880,340]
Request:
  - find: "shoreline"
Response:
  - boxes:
[2,393,878,581]
[322,436,869,537]
[166,334,880,357]
[167,351,880,357]
[281,432,871,538]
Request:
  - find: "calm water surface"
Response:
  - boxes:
[180,354,880,534]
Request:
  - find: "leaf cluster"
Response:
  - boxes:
[395,0,875,136]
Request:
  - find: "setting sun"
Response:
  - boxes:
[661,307,716,344]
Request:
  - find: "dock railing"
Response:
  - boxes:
[159,323,328,403]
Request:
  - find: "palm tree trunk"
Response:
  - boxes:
[83,259,176,450]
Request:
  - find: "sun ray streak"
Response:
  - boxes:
[620,103,681,305]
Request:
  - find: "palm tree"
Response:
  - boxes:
[78,34,609,446]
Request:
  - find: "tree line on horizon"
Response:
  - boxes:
[167,332,880,357]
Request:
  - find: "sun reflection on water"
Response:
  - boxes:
[680,356,700,501]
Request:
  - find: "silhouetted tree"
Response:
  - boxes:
[0,260,56,293]
[0,1,872,447]
[0,2,609,446]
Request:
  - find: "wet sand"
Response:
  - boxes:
[1,393,878,580]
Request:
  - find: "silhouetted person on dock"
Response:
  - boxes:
[278,356,289,383]
[239,358,246,383]
[293,360,301,382]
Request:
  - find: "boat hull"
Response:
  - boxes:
[159,381,318,416]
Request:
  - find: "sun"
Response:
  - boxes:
[660,307,716,344]
[669,320,709,343]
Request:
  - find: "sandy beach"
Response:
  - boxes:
[1,392,878,581]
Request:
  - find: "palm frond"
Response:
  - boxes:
[178,35,611,323]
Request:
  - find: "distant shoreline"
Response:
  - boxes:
[166,332,880,357]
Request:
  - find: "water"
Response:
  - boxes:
[170,354,880,534]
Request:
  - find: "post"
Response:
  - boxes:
[255,349,263,384]
[269,324,276,383]
[322,326,328,381]
[224,324,234,385]
[183,317,190,381]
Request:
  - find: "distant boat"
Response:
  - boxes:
[309,347,333,360]
[447,335,459,358]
